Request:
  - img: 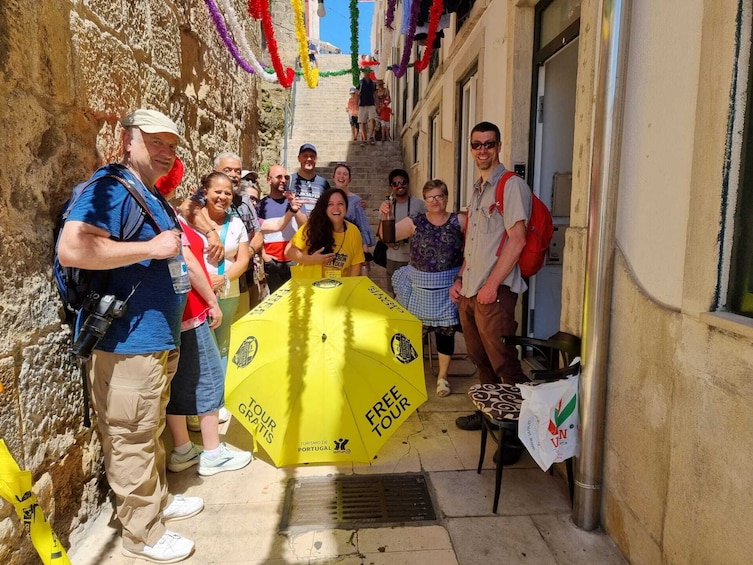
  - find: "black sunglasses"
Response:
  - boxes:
[273,174,291,181]
[390,180,408,187]
[470,140,499,150]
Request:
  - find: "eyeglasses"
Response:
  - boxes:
[390,180,408,187]
[425,194,446,202]
[470,140,499,150]
[250,196,260,203]
[273,174,291,181]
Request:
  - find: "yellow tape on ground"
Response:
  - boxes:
[0,440,71,565]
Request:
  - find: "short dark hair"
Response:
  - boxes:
[388,168,409,184]
[334,162,352,178]
[470,121,501,143]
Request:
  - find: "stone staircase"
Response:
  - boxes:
[284,53,404,289]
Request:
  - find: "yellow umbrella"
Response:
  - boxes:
[0,440,71,565]
[226,277,426,466]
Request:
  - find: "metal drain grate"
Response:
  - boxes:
[280,473,437,531]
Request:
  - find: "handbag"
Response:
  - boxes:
[373,240,388,268]
[517,361,580,471]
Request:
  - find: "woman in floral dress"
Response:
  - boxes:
[379,179,464,396]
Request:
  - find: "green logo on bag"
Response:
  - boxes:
[548,394,577,436]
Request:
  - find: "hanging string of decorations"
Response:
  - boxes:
[392,0,422,78]
[247,0,296,87]
[413,0,444,72]
[291,0,319,88]
[384,0,398,29]
[350,0,360,86]
[205,0,278,82]
[205,0,423,87]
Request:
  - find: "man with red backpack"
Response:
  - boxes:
[449,121,534,463]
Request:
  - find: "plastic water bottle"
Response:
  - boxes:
[167,253,191,294]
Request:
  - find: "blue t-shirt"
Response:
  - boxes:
[66,164,186,354]
[289,173,330,216]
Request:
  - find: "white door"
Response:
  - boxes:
[529,38,578,338]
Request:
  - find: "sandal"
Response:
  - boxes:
[436,378,451,397]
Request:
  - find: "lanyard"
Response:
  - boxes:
[217,216,231,275]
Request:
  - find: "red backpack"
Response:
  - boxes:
[490,171,554,277]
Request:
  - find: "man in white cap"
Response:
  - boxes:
[58,108,203,563]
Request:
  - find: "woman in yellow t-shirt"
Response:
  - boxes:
[285,188,365,278]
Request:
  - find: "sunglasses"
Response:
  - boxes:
[470,140,499,150]
[274,174,291,181]
[390,180,408,187]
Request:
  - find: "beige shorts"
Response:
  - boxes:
[358,105,378,123]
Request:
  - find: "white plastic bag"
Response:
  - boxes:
[517,362,580,471]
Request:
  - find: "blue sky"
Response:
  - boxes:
[319,0,374,54]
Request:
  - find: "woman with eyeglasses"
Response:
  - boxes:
[332,163,375,271]
[285,188,365,278]
[379,179,464,397]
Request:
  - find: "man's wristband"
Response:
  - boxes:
[286,204,300,214]
[205,227,217,236]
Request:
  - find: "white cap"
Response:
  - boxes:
[121,109,179,136]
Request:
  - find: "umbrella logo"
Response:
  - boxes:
[391,333,418,364]
[312,279,343,289]
[333,438,351,454]
[232,336,258,368]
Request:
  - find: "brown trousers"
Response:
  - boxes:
[458,286,527,385]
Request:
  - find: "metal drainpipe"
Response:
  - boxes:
[572,0,631,531]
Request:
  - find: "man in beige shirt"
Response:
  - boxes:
[449,121,531,454]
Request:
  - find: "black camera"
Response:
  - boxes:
[70,293,128,360]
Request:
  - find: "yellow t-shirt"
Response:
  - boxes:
[290,221,365,279]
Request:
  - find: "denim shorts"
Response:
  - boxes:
[167,320,225,415]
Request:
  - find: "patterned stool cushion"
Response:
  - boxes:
[468,383,522,422]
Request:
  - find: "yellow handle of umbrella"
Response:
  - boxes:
[0,440,71,565]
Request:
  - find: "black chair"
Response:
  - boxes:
[467,331,581,513]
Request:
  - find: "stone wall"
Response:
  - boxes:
[0,1,275,562]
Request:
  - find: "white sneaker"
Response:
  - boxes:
[186,415,200,432]
[198,443,252,476]
[122,530,194,563]
[162,494,204,521]
[218,406,231,423]
[167,443,202,473]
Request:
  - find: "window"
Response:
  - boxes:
[429,45,440,79]
[412,45,420,109]
[456,70,477,210]
[727,35,753,317]
[401,73,408,126]
[453,0,478,32]
[430,112,440,179]
[413,132,420,164]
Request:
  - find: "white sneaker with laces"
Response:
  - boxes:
[162,494,204,521]
[122,530,194,563]
[167,443,202,473]
[198,443,252,476]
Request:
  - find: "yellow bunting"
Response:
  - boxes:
[0,440,71,564]
[291,0,319,88]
